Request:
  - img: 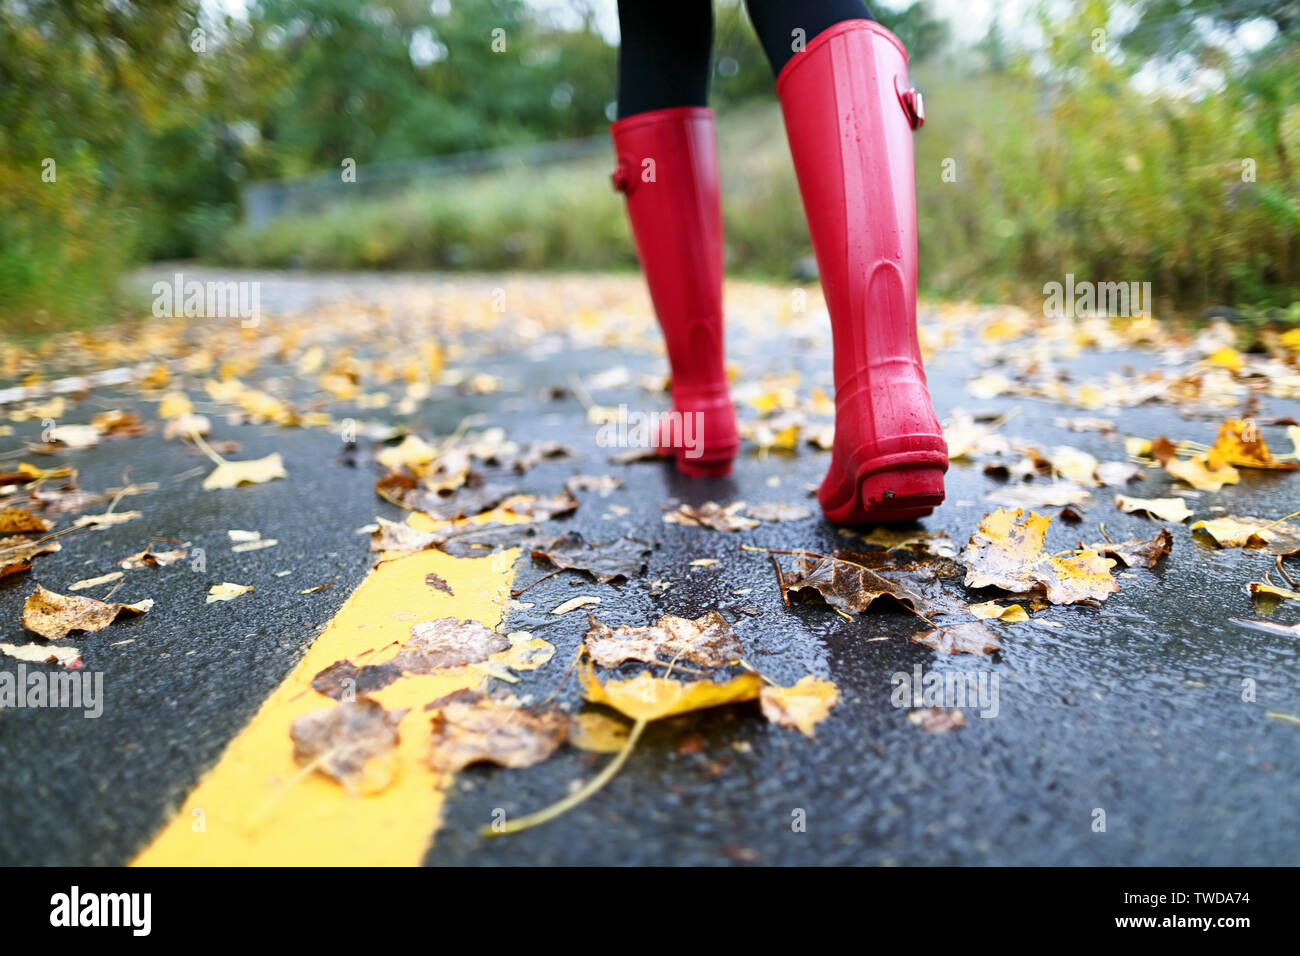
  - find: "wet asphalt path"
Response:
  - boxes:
[1,270,1297,866]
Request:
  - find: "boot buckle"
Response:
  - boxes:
[896,80,925,130]
[611,155,636,194]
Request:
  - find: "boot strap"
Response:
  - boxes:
[896,79,925,130]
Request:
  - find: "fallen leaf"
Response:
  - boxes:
[203,452,287,490]
[1192,514,1300,555]
[1165,453,1239,491]
[969,601,1029,622]
[908,707,967,733]
[551,595,601,615]
[290,698,406,795]
[428,697,569,773]
[0,507,52,534]
[530,531,650,583]
[118,547,188,569]
[21,584,152,639]
[206,582,252,603]
[68,571,125,591]
[1115,494,1193,523]
[1081,529,1173,568]
[72,510,142,529]
[782,553,925,615]
[584,611,742,668]
[504,633,554,671]
[579,664,763,722]
[0,641,82,668]
[960,508,1119,604]
[1247,578,1300,603]
[911,621,1002,655]
[1207,419,1298,471]
[759,676,840,737]
[0,534,61,577]
[568,711,631,753]
[565,474,622,497]
[663,501,759,532]
[391,618,510,673]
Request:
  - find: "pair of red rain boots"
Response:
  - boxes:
[610,19,947,523]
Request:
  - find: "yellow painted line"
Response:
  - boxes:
[132,512,524,866]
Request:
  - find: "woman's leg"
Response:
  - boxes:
[611,1,739,476]
[746,0,948,521]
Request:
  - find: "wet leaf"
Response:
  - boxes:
[579,663,763,722]
[428,697,569,773]
[759,676,840,737]
[504,633,554,671]
[1081,528,1173,568]
[969,600,1029,622]
[501,490,579,521]
[782,553,925,615]
[0,534,61,577]
[392,618,510,673]
[987,481,1093,509]
[530,531,650,583]
[569,711,632,753]
[908,707,967,733]
[584,611,742,668]
[911,621,1002,655]
[1191,514,1300,555]
[290,698,406,795]
[550,595,601,615]
[565,474,621,497]
[663,501,759,532]
[21,584,152,639]
[960,508,1119,604]
[118,547,188,569]
[1114,494,1193,523]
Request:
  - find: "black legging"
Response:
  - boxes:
[615,0,875,118]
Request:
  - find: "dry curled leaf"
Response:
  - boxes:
[960,508,1119,605]
[663,501,759,532]
[911,621,1002,656]
[21,583,152,639]
[759,676,840,737]
[551,595,601,615]
[529,531,650,583]
[206,582,252,603]
[428,697,569,773]
[118,547,187,569]
[0,641,82,668]
[579,663,763,722]
[782,553,925,615]
[290,698,406,795]
[0,534,61,577]
[0,507,52,534]
[584,611,742,668]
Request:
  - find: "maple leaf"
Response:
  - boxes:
[759,676,840,737]
[428,697,569,773]
[529,531,650,583]
[290,698,406,795]
[960,507,1119,604]
[584,611,742,668]
[22,584,152,639]
[782,552,925,615]
[1207,419,1298,471]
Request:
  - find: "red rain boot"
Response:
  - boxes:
[777,20,947,523]
[611,107,739,478]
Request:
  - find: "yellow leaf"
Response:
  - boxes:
[569,712,632,753]
[1206,419,1298,471]
[1205,346,1242,371]
[203,453,287,490]
[1165,454,1239,491]
[759,675,840,737]
[969,600,1029,622]
[579,663,763,722]
[1114,494,1194,523]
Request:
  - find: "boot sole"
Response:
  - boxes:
[819,451,947,525]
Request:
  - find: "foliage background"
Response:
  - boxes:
[1,0,1297,333]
